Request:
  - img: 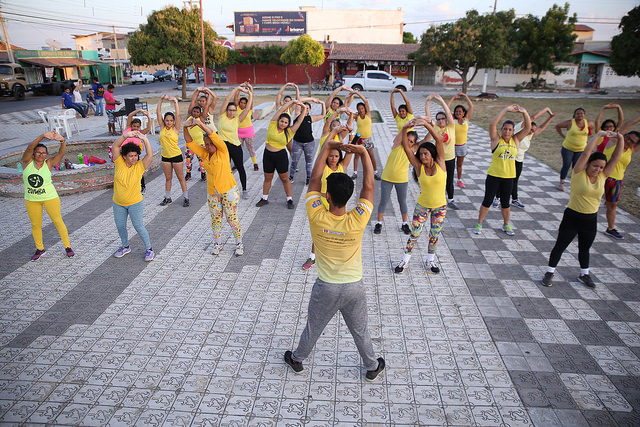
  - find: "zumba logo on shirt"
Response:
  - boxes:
[441,132,449,143]
[499,149,514,161]
[27,174,47,195]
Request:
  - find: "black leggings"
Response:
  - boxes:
[511,161,523,200]
[225,141,246,191]
[445,159,455,200]
[548,208,597,269]
[482,175,513,209]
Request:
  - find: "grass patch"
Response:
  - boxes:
[469,97,640,219]
[371,110,383,123]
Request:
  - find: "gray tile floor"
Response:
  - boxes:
[0,91,638,425]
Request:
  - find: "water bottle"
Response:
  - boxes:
[350,132,361,145]
[16,162,23,173]
[83,154,89,166]
[78,152,83,163]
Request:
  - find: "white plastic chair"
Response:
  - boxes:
[38,111,63,134]
[62,109,80,134]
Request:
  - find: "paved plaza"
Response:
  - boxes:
[0,91,639,425]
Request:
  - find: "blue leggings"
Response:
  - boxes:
[113,201,151,250]
[560,147,582,180]
[290,139,315,179]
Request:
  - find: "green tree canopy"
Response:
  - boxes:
[221,44,285,83]
[403,32,417,44]
[128,6,227,97]
[411,9,516,92]
[281,34,325,95]
[512,3,577,81]
[610,5,640,78]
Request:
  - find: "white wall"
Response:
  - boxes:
[600,64,640,88]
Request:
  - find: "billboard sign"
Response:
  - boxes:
[234,11,306,36]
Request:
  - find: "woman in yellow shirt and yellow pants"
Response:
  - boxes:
[555,108,595,191]
[542,130,624,288]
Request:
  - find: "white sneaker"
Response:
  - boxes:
[235,242,244,256]
[211,243,223,255]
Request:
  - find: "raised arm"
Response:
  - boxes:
[532,108,555,137]
[619,114,640,134]
[432,94,455,126]
[111,133,128,160]
[289,101,308,135]
[201,87,218,116]
[140,110,151,134]
[513,106,531,147]
[293,83,301,100]
[157,96,166,128]
[353,144,374,203]
[271,99,297,122]
[603,132,625,178]
[390,89,398,117]
[574,131,611,174]
[456,92,474,120]
[276,83,291,107]
[140,133,153,169]
[220,86,239,115]
[238,86,253,123]
[399,89,412,115]
[322,108,343,135]
[188,88,203,113]
[48,133,66,168]
[325,85,345,111]
[354,91,371,117]
[490,105,517,148]
[172,97,180,129]
[21,133,46,168]
[595,104,624,131]
[401,121,421,171]
[125,109,140,129]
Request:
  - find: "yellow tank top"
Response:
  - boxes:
[324,108,336,122]
[416,163,447,208]
[394,113,414,132]
[238,107,253,128]
[381,145,410,183]
[186,116,205,147]
[454,120,469,145]
[604,145,632,181]
[562,119,590,152]
[218,114,241,146]
[317,132,341,155]
[436,123,456,161]
[567,170,606,214]
[266,121,292,150]
[487,138,517,178]
[23,161,58,202]
[356,115,372,138]
[160,127,181,158]
[320,163,344,209]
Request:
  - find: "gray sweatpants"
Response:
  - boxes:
[377,179,408,216]
[293,278,378,371]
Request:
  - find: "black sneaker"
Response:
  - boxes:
[287,200,294,209]
[305,177,310,185]
[365,357,385,382]
[578,274,595,288]
[605,228,624,239]
[426,261,440,274]
[160,197,172,206]
[284,351,304,374]
[256,199,269,207]
[253,164,259,171]
[183,198,190,207]
[185,172,191,181]
[394,260,408,274]
[541,272,554,287]
[201,172,207,181]
[65,247,75,258]
[373,223,382,234]
[401,223,411,235]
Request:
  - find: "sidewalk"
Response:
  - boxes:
[0,91,638,425]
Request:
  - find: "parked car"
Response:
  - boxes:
[153,70,172,81]
[130,71,155,84]
[187,70,204,83]
[343,70,412,92]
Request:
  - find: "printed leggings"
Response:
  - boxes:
[25,198,70,250]
[404,203,447,255]
[240,137,256,161]
[185,148,204,174]
[290,139,316,179]
[208,187,242,241]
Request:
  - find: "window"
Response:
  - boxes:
[369,72,389,80]
[14,67,24,75]
[0,65,12,75]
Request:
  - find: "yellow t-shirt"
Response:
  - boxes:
[186,133,237,194]
[218,114,241,146]
[238,107,253,128]
[267,121,293,150]
[395,113,414,132]
[306,191,373,284]
[160,127,181,159]
[562,119,590,152]
[324,108,336,122]
[356,115,372,139]
[381,145,410,183]
[186,116,205,148]
[113,156,145,206]
[604,145,631,181]
[487,138,517,179]
[317,132,341,155]
[436,123,456,161]
[321,163,345,209]
[454,120,469,146]
[567,170,606,214]
[416,163,446,208]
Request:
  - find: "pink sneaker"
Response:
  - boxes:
[457,180,466,188]
[302,258,315,270]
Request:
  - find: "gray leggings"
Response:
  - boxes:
[377,179,408,216]
[290,139,316,179]
[293,278,378,371]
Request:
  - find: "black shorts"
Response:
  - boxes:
[263,149,289,174]
[162,154,184,163]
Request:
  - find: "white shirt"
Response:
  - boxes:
[73,90,83,103]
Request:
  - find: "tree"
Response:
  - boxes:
[128,7,227,98]
[512,3,577,85]
[281,35,326,95]
[411,10,516,93]
[403,32,417,44]
[610,6,640,77]
[222,44,285,84]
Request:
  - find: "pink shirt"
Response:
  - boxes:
[104,91,116,111]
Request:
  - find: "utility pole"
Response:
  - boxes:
[112,26,119,85]
[200,0,208,85]
[482,0,498,93]
[0,10,15,63]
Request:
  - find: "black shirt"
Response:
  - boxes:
[293,115,314,143]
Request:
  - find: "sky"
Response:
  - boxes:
[1,0,636,50]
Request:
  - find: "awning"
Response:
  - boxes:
[19,57,97,67]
